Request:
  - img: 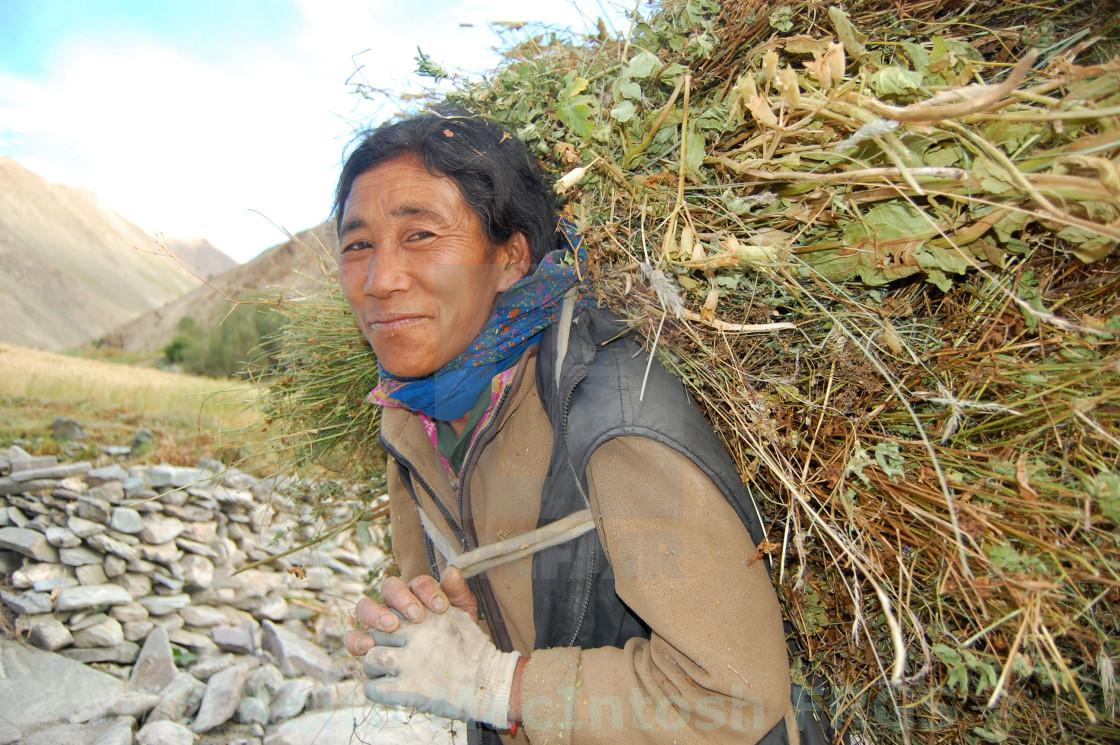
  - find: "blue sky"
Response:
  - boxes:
[0,0,628,262]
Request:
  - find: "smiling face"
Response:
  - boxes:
[337,154,530,379]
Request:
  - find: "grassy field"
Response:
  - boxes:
[0,343,260,464]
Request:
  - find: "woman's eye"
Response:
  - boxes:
[342,240,372,253]
[407,231,435,242]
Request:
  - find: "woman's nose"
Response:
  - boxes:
[363,245,410,297]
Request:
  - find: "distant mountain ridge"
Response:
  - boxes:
[0,157,238,351]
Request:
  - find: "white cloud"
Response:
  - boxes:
[0,0,628,262]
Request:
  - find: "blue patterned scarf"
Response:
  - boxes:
[370,227,587,420]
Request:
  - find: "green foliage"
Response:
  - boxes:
[162,305,283,379]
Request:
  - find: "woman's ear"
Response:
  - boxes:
[496,232,531,291]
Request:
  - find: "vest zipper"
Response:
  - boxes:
[558,366,596,646]
[379,436,469,552]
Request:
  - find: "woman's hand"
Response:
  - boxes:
[343,566,478,656]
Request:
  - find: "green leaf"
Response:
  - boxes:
[874,441,905,479]
[619,79,643,100]
[903,42,929,75]
[1083,471,1120,523]
[683,123,706,180]
[610,99,637,122]
[768,6,793,32]
[557,76,597,139]
[924,268,953,292]
[868,67,924,96]
[972,726,1009,743]
[1057,226,1117,263]
[828,6,867,56]
[626,51,662,79]
[414,47,449,81]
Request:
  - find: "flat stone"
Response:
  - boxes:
[8,460,89,482]
[100,445,132,456]
[240,695,270,726]
[212,620,257,655]
[45,525,81,548]
[11,561,72,589]
[0,641,126,728]
[108,507,143,534]
[149,673,205,724]
[76,495,112,523]
[261,620,340,681]
[68,516,106,538]
[31,575,78,592]
[53,417,86,441]
[0,550,20,574]
[75,562,109,586]
[190,663,252,733]
[269,678,313,722]
[148,465,206,489]
[87,464,130,487]
[130,625,177,695]
[0,720,17,745]
[139,593,190,615]
[124,621,156,642]
[140,515,185,546]
[162,503,211,522]
[59,545,103,566]
[245,663,284,702]
[189,653,238,681]
[91,715,135,745]
[107,692,161,719]
[139,541,182,565]
[180,604,229,628]
[151,571,185,593]
[1,589,53,615]
[261,705,455,745]
[181,521,217,543]
[58,641,139,664]
[0,527,57,562]
[56,583,134,611]
[5,506,27,527]
[254,593,290,621]
[29,618,73,650]
[109,601,149,623]
[103,553,127,578]
[70,611,111,631]
[181,554,214,589]
[87,533,140,562]
[112,572,152,599]
[153,613,185,633]
[89,481,125,504]
[137,720,195,745]
[72,617,124,648]
[167,628,217,651]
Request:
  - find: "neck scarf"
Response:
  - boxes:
[369,226,586,421]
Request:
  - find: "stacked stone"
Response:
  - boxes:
[0,445,441,745]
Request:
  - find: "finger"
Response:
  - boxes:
[407,575,450,614]
[440,566,479,621]
[362,652,399,679]
[343,628,374,657]
[355,596,403,633]
[380,576,426,623]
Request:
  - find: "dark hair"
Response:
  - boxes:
[334,113,559,269]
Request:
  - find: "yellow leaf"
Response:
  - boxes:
[701,288,719,322]
[747,92,779,127]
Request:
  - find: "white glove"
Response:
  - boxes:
[362,606,521,729]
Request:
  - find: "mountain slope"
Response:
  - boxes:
[0,158,235,350]
[105,223,337,352]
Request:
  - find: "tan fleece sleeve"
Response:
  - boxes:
[519,438,791,745]
[386,456,432,583]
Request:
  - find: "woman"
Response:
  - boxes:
[336,113,799,745]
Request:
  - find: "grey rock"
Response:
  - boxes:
[162,503,211,521]
[8,460,90,482]
[191,663,252,733]
[245,663,284,702]
[0,641,126,728]
[140,514,185,545]
[124,620,156,642]
[150,672,205,723]
[76,495,112,523]
[180,604,228,628]
[181,521,217,543]
[87,464,130,486]
[75,562,109,586]
[87,532,140,562]
[56,583,133,610]
[0,527,57,562]
[103,553,127,577]
[100,444,132,456]
[239,695,270,726]
[139,541,182,564]
[168,628,217,651]
[0,721,19,745]
[261,705,454,745]
[108,506,143,534]
[31,575,78,592]
[153,613,185,633]
[91,715,135,745]
[151,571,185,593]
[6,452,55,472]
[58,545,103,566]
[189,653,238,681]
[107,692,161,719]
[212,620,257,655]
[181,554,214,589]
[112,571,152,599]
[12,561,72,589]
[0,589,53,615]
[109,601,149,623]
[58,641,139,664]
[132,428,155,449]
[139,593,190,615]
[72,616,124,647]
[261,620,340,681]
[175,537,217,558]
[5,506,27,527]
[29,618,73,650]
[137,720,195,745]
[148,465,205,490]
[44,525,81,548]
[130,625,177,694]
[68,515,106,538]
[70,611,111,631]
[89,481,125,504]
[254,593,290,621]
[307,680,366,710]
[269,678,312,722]
[53,417,86,441]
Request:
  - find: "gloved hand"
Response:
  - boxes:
[362,606,521,729]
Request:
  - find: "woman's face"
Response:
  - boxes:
[338,154,529,379]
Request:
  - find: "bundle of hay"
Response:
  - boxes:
[259,1,1120,741]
